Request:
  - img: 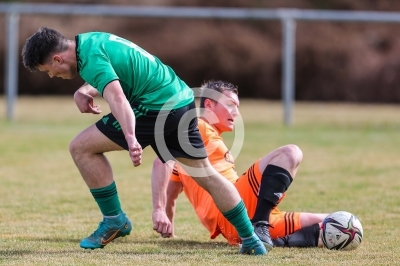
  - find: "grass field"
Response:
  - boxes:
[1,96,400,265]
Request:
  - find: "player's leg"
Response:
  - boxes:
[250,145,302,247]
[176,157,266,255]
[272,212,327,248]
[69,124,123,188]
[233,162,274,250]
[258,144,303,178]
[273,223,322,248]
[252,144,302,222]
[176,157,244,212]
[69,114,132,249]
[298,212,328,247]
[300,212,328,228]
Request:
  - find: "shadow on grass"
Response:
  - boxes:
[151,238,233,251]
[115,239,239,256]
[0,237,236,257]
[10,237,229,247]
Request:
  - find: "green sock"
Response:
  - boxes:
[222,200,254,238]
[90,181,122,216]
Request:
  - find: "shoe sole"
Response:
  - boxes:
[82,233,131,250]
[239,247,268,255]
[263,242,273,251]
[238,243,268,255]
[81,222,132,250]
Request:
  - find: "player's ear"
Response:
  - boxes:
[53,54,64,64]
[204,98,214,110]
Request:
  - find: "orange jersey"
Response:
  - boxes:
[196,118,238,183]
[171,166,219,236]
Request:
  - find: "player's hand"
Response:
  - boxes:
[74,90,102,114]
[128,139,142,167]
[152,209,172,237]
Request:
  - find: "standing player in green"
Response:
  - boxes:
[21,27,267,254]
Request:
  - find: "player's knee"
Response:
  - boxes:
[69,139,78,157]
[69,136,84,159]
[283,144,303,167]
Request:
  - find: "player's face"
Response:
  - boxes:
[210,90,240,133]
[37,55,76,80]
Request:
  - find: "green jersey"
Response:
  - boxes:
[75,32,193,116]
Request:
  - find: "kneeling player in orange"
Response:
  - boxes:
[152,80,328,248]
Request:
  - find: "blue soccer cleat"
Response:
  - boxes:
[80,212,132,249]
[239,233,268,255]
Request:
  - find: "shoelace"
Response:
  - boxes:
[90,220,111,237]
[258,224,271,236]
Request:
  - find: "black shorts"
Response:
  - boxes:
[95,101,207,163]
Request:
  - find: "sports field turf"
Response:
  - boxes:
[1,96,399,265]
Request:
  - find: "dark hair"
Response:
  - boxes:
[22,27,69,72]
[199,80,239,108]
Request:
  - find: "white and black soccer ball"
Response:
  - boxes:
[321,211,363,251]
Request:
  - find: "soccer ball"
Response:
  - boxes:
[321,211,363,251]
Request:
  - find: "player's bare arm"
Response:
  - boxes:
[164,178,183,238]
[151,158,174,237]
[151,157,182,238]
[103,80,142,167]
[74,83,102,114]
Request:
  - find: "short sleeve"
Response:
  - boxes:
[80,54,119,95]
